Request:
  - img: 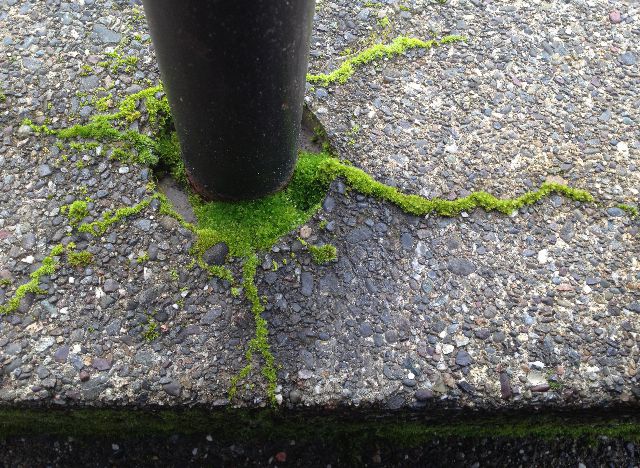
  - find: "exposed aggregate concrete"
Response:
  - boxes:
[0,0,639,416]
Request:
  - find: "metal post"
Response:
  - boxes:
[141,0,316,201]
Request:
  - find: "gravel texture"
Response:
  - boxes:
[0,0,639,416]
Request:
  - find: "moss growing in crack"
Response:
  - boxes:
[136,252,150,264]
[229,254,277,405]
[298,237,338,264]
[0,244,64,315]
[316,158,594,217]
[22,85,169,166]
[307,35,466,86]
[78,198,151,236]
[142,315,160,342]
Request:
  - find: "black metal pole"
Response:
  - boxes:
[141,0,316,201]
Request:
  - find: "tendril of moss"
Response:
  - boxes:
[229,254,277,405]
[0,244,65,315]
[316,158,594,217]
[307,35,466,86]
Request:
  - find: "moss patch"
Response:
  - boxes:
[191,151,331,259]
[67,250,94,268]
[62,200,89,227]
[309,243,338,264]
[307,35,466,86]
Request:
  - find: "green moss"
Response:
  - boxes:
[143,315,160,342]
[0,244,65,315]
[78,198,151,236]
[229,254,277,405]
[68,250,94,268]
[308,243,338,264]
[23,85,168,166]
[317,158,594,217]
[307,35,466,86]
[62,200,89,227]
[136,252,150,264]
[191,152,331,259]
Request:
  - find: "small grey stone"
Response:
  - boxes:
[346,226,373,244]
[322,196,335,212]
[148,244,159,260]
[92,357,111,371]
[455,349,472,367]
[627,302,640,313]
[289,389,302,404]
[315,88,328,99]
[415,388,433,401]
[202,242,228,266]
[103,279,118,293]
[36,366,50,379]
[359,322,373,338]
[54,346,69,363]
[598,110,612,122]
[79,106,93,118]
[620,52,637,66]
[17,125,32,138]
[6,342,22,355]
[80,75,100,91]
[400,232,413,250]
[531,384,550,392]
[134,219,152,231]
[606,207,624,217]
[22,57,42,71]
[134,349,156,367]
[37,164,52,177]
[201,307,222,325]
[163,381,181,397]
[22,232,36,250]
[609,10,622,24]
[500,372,513,400]
[387,394,405,410]
[300,271,313,296]
[457,381,476,394]
[384,329,398,343]
[93,24,121,44]
[448,258,476,276]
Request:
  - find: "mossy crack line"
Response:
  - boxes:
[318,158,595,217]
[307,35,466,86]
[0,244,65,315]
